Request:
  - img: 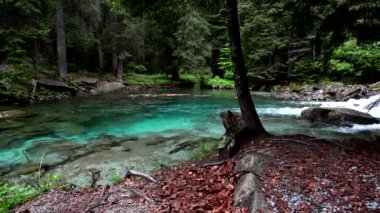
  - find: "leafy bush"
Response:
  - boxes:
[329,39,380,82]
[292,59,321,82]
[0,184,39,212]
[217,44,234,80]
[0,172,66,212]
[180,74,198,84]
[329,59,354,73]
[0,61,33,85]
[224,70,234,80]
[202,76,235,88]
[127,62,147,73]
[125,73,173,86]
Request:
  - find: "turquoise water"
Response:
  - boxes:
[0,89,376,169]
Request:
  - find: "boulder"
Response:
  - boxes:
[37,79,77,94]
[0,110,27,120]
[341,85,368,100]
[89,81,125,95]
[301,107,380,125]
[74,77,98,85]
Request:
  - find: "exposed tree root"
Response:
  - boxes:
[82,184,109,213]
[201,160,229,168]
[268,138,310,146]
[123,169,158,183]
[128,187,157,205]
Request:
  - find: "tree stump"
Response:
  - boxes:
[221,111,251,157]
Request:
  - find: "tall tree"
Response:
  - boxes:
[56,0,68,81]
[173,6,211,75]
[225,0,267,135]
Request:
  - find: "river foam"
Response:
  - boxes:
[320,94,380,118]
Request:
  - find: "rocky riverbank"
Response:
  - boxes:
[14,133,380,212]
[270,82,380,101]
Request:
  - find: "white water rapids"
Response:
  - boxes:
[252,93,380,135]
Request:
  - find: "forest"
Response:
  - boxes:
[1,0,380,212]
[1,0,379,99]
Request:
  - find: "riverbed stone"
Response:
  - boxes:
[301,107,380,125]
[89,81,125,95]
[37,79,77,94]
[0,110,27,120]
[74,77,99,85]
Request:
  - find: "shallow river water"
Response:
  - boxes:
[0,89,379,185]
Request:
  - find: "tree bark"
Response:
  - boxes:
[116,53,125,83]
[313,32,322,59]
[56,0,68,81]
[112,44,118,73]
[225,0,267,135]
[33,39,42,72]
[97,41,105,70]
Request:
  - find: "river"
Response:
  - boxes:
[0,89,379,185]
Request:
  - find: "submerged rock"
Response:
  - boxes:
[301,107,380,125]
[0,110,27,120]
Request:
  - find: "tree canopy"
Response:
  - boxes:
[0,0,378,86]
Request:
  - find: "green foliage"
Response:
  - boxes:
[35,173,65,192]
[110,171,123,185]
[173,6,212,74]
[151,159,169,171]
[329,59,354,73]
[329,39,380,81]
[202,76,235,88]
[191,141,210,161]
[179,74,198,85]
[217,44,234,80]
[239,1,290,82]
[127,63,147,73]
[0,62,33,85]
[292,59,321,82]
[124,73,172,86]
[0,184,39,212]
[0,172,65,212]
[124,73,200,87]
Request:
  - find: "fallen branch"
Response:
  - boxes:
[268,138,310,146]
[128,187,157,205]
[82,184,110,213]
[123,169,158,183]
[201,159,229,168]
[32,79,38,95]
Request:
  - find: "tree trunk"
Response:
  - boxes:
[97,41,105,70]
[171,69,180,80]
[116,53,125,83]
[33,39,42,72]
[211,49,223,78]
[313,32,322,59]
[225,0,267,135]
[56,0,68,81]
[112,44,118,73]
